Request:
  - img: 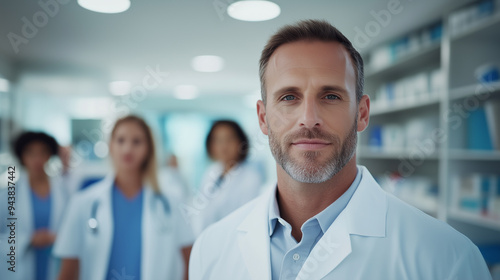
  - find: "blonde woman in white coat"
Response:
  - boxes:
[54,115,193,280]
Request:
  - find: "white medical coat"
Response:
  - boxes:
[189,166,492,280]
[53,174,194,280]
[0,173,67,280]
[191,161,263,236]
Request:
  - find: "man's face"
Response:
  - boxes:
[257,40,369,183]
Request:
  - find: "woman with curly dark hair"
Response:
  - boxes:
[0,131,67,280]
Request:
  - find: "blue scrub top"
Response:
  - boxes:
[30,189,52,280]
[106,183,143,280]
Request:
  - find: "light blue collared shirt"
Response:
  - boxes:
[268,168,362,280]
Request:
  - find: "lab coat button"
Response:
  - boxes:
[293,253,300,261]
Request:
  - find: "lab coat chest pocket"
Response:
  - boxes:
[141,196,178,280]
[150,208,175,255]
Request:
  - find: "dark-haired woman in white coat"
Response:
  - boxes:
[192,120,264,236]
[0,132,67,280]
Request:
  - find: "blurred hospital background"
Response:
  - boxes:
[1,0,500,278]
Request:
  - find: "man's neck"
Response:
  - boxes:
[276,157,358,242]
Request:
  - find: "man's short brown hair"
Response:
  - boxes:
[259,19,364,104]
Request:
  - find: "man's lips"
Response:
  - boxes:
[291,139,331,150]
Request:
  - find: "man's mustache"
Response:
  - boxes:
[283,127,339,144]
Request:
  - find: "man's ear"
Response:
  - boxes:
[257,100,269,135]
[357,94,370,132]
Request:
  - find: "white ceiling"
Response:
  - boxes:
[0,0,473,98]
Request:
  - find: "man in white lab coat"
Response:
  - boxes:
[189,20,491,280]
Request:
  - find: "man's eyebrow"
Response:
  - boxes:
[272,86,301,99]
[320,85,348,96]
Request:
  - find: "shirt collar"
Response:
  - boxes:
[268,167,362,236]
[268,187,281,236]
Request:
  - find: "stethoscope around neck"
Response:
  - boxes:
[88,192,171,233]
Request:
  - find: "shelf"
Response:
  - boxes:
[361,4,500,245]
[448,149,500,161]
[403,198,438,216]
[358,147,440,160]
[451,13,500,42]
[449,209,500,231]
[449,82,500,101]
[370,95,441,116]
[365,42,441,81]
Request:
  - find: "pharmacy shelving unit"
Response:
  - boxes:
[358,10,500,246]
[358,20,444,219]
[445,12,500,244]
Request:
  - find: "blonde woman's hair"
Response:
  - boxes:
[110,115,160,193]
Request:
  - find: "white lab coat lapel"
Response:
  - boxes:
[47,177,67,280]
[16,173,35,280]
[236,187,274,280]
[18,174,65,234]
[91,174,115,280]
[143,184,177,280]
[17,174,34,238]
[15,173,71,280]
[296,215,352,280]
[141,185,156,280]
[48,177,65,232]
[297,166,387,280]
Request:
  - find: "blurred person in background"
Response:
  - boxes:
[53,115,193,280]
[158,154,191,204]
[0,132,67,280]
[192,120,264,236]
[57,145,81,200]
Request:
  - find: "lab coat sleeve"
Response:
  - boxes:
[447,244,492,280]
[188,231,205,280]
[173,201,195,248]
[52,194,85,258]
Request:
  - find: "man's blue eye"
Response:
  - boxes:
[282,95,296,101]
[325,94,339,100]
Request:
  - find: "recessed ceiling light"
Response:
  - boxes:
[174,85,199,100]
[227,1,280,22]
[78,0,130,14]
[191,55,225,73]
[109,81,131,96]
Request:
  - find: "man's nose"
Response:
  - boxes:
[299,98,322,129]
